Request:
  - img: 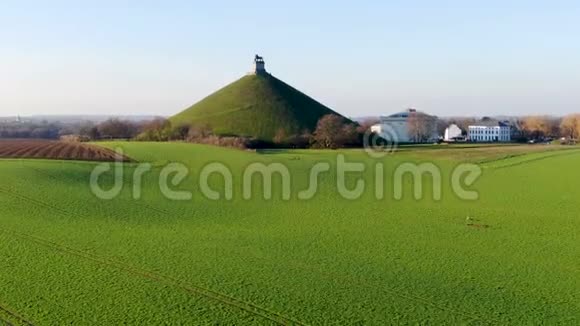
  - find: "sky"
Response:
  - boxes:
[1,0,579,118]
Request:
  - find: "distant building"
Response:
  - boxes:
[468,121,511,142]
[371,108,438,143]
[444,124,463,141]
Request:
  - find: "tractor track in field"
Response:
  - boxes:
[1,165,498,324]
[2,165,501,324]
[0,302,35,326]
[0,186,494,325]
[3,164,179,225]
[285,259,497,324]
[0,187,308,326]
[480,148,580,170]
[0,226,306,326]
[22,164,179,219]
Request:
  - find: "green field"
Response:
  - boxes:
[0,143,579,324]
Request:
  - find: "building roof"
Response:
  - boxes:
[469,120,510,127]
[384,108,433,119]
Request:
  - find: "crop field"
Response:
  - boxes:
[0,140,131,162]
[0,142,579,324]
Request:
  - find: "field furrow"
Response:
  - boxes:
[31,142,62,158]
[0,226,307,326]
[0,303,35,326]
[0,140,132,162]
[5,144,38,157]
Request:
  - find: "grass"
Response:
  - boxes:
[404,142,576,162]
[170,74,347,140]
[0,142,579,324]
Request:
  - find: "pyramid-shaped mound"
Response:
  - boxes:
[170,56,349,141]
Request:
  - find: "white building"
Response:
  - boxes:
[444,124,463,141]
[468,121,511,142]
[371,108,438,143]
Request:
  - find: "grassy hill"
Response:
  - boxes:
[0,144,579,323]
[170,74,348,140]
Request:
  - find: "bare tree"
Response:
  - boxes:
[98,119,138,139]
[548,117,562,137]
[286,129,312,148]
[171,124,190,140]
[522,116,551,139]
[436,118,451,136]
[453,118,476,136]
[313,114,352,149]
[78,122,96,139]
[138,117,172,141]
[560,114,580,139]
[273,128,287,144]
[407,111,436,142]
[144,117,171,132]
[187,123,213,140]
[356,118,379,133]
[87,126,100,140]
[339,123,359,146]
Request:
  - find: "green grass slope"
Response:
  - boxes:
[0,144,579,324]
[170,74,348,140]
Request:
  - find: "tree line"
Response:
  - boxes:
[0,119,142,140]
[0,116,369,149]
[2,113,580,148]
[135,114,376,149]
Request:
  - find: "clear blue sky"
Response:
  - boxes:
[1,0,579,118]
